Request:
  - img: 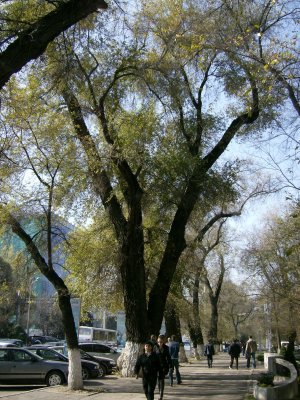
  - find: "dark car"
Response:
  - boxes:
[78,342,119,361]
[0,346,68,386]
[50,345,116,377]
[26,346,99,380]
[29,335,62,345]
[80,351,117,376]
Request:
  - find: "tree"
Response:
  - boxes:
[59,1,259,372]
[243,202,300,347]
[218,280,255,341]
[217,0,300,117]
[0,256,14,327]
[0,85,87,388]
[1,0,297,377]
[0,0,108,89]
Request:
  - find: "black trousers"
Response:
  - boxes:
[158,377,165,399]
[230,355,239,369]
[142,376,157,400]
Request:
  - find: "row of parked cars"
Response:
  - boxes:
[0,338,119,387]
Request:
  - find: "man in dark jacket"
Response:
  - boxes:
[228,339,241,369]
[168,334,182,385]
[135,341,163,400]
[204,339,215,368]
[156,335,172,400]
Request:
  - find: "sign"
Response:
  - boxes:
[70,298,81,338]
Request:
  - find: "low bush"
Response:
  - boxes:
[257,372,274,387]
[256,353,264,362]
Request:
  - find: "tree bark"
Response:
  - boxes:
[0,0,108,89]
[189,264,204,358]
[203,255,225,342]
[164,300,182,341]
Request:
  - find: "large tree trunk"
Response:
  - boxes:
[188,265,204,359]
[63,89,149,376]
[204,255,225,344]
[164,301,188,362]
[208,297,219,342]
[164,301,182,341]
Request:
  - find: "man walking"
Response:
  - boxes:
[204,339,215,368]
[228,339,241,369]
[245,335,257,369]
[168,335,182,386]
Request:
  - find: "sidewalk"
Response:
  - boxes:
[0,353,263,400]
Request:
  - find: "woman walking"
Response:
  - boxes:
[135,341,163,400]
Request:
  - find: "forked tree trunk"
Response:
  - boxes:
[63,73,259,376]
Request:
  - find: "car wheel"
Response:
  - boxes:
[46,370,65,386]
[82,367,90,380]
[98,364,106,378]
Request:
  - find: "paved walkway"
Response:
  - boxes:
[0,353,263,400]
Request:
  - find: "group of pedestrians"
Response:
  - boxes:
[134,334,182,400]
[228,335,258,370]
[203,335,257,370]
[134,333,257,399]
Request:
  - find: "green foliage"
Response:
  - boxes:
[280,346,287,357]
[244,395,255,400]
[64,215,123,314]
[243,202,300,335]
[256,353,264,362]
[0,323,27,342]
[0,1,53,46]
[257,372,274,387]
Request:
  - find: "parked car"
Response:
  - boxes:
[0,346,68,386]
[77,342,120,361]
[29,335,62,345]
[26,346,100,379]
[50,345,116,377]
[0,338,24,347]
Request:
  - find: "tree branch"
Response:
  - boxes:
[0,0,108,89]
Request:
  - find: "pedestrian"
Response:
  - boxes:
[168,334,182,386]
[149,334,158,351]
[156,335,172,400]
[283,331,299,375]
[240,340,246,356]
[228,339,241,369]
[204,339,215,368]
[134,341,163,400]
[245,335,257,369]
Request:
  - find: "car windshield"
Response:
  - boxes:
[79,349,92,359]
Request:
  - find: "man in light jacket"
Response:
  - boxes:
[245,335,257,368]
